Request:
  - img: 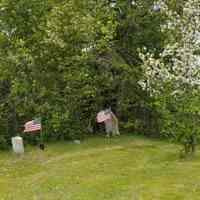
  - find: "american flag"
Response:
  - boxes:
[96,110,111,123]
[24,118,42,133]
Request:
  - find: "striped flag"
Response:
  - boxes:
[24,118,42,133]
[96,110,111,123]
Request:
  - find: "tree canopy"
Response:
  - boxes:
[0,0,199,155]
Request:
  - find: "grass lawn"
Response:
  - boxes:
[1,134,200,200]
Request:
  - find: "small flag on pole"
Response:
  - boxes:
[24,118,42,133]
[96,110,111,123]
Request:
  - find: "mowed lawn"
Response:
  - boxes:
[1,135,200,200]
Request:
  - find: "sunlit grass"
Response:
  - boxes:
[0,135,200,200]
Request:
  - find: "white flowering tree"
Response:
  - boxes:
[140,0,200,155]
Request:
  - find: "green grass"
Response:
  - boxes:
[1,135,200,200]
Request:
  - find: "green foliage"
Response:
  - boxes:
[0,0,168,145]
[159,89,200,156]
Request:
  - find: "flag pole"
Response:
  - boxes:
[39,117,45,150]
[40,119,42,143]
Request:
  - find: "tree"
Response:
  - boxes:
[0,0,169,145]
[0,0,117,140]
[140,0,200,155]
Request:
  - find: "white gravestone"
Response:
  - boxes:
[11,136,24,154]
[74,140,81,144]
[104,110,120,137]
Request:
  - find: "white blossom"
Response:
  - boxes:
[140,0,200,97]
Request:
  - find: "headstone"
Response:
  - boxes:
[11,136,24,154]
[105,119,113,136]
[74,140,81,144]
[104,110,120,137]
